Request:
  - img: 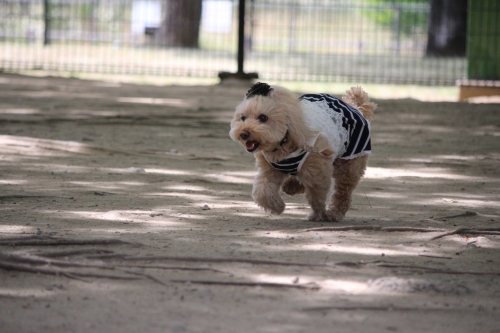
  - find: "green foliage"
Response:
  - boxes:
[364,0,429,36]
[468,0,500,79]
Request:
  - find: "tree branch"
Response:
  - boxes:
[169,279,320,290]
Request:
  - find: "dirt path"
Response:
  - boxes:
[0,73,499,333]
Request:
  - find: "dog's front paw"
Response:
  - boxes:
[253,186,285,215]
[307,211,331,222]
[258,197,285,215]
[326,209,345,222]
[281,177,305,196]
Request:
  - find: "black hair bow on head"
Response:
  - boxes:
[246,82,273,98]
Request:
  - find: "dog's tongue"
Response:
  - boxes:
[245,141,256,150]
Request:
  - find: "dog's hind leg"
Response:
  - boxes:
[299,149,334,222]
[328,155,368,222]
[304,184,331,221]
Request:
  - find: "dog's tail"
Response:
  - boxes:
[342,87,377,121]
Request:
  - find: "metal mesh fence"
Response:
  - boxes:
[0,0,476,85]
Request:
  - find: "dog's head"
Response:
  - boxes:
[229,82,307,155]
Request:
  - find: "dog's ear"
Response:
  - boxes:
[246,82,273,98]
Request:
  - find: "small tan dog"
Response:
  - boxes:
[229,82,376,222]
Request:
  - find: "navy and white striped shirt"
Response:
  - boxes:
[300,94,371,159]
[269,148,309,175]
[268,94,371,175]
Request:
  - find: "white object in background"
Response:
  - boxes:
[202,0,233,33]
[131,1,161,35]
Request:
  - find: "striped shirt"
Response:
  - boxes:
[268,94,372,175]
[300,94,371,159]
[269,148,310,175]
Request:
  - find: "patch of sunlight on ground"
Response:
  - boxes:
[437,155,485,161]
[163,185,208,192]
[473,130,500,137]
[204,173,254,184]
[58,210,197,225]
[233,212,270,218]
[48,165,140,175]
[148,192,217,202]
[435,193,491,200]
[365,167,480,180]
[0,135,95,155]
[145,168,194,176]
[321,279,369,293]
[67,110,122,117]
[116,97,193,108]
[0,179,28,185]
[445,235,500,249]
[223,171,258,177]
[427,197,500,208]
[84,228,142,234]
[0,108,41,114]
[187,200,257,210]
[252,231,421,256]
[0,288,57,298]
[250,273,307,285]
[70,181,145,190]
[296,243,417,256]
[248,273,369,294]
[367,192,408,199]
[0,225,34,234]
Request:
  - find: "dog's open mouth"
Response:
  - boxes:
[245,140,260,152]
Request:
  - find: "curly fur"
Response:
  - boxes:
[229,84,376,222]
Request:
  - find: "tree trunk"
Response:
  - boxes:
[155,0,202,48]
[426,0,468,57]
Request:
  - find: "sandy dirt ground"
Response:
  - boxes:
[0,73,499,333]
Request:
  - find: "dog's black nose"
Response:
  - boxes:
[239,131,249,140]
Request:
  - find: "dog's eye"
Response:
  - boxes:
[240,115,247,121]
[257,114,268,122]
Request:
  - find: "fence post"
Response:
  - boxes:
[43,0,51,46]
[219,0,258,82]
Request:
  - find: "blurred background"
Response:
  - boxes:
[0,0,498,100]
